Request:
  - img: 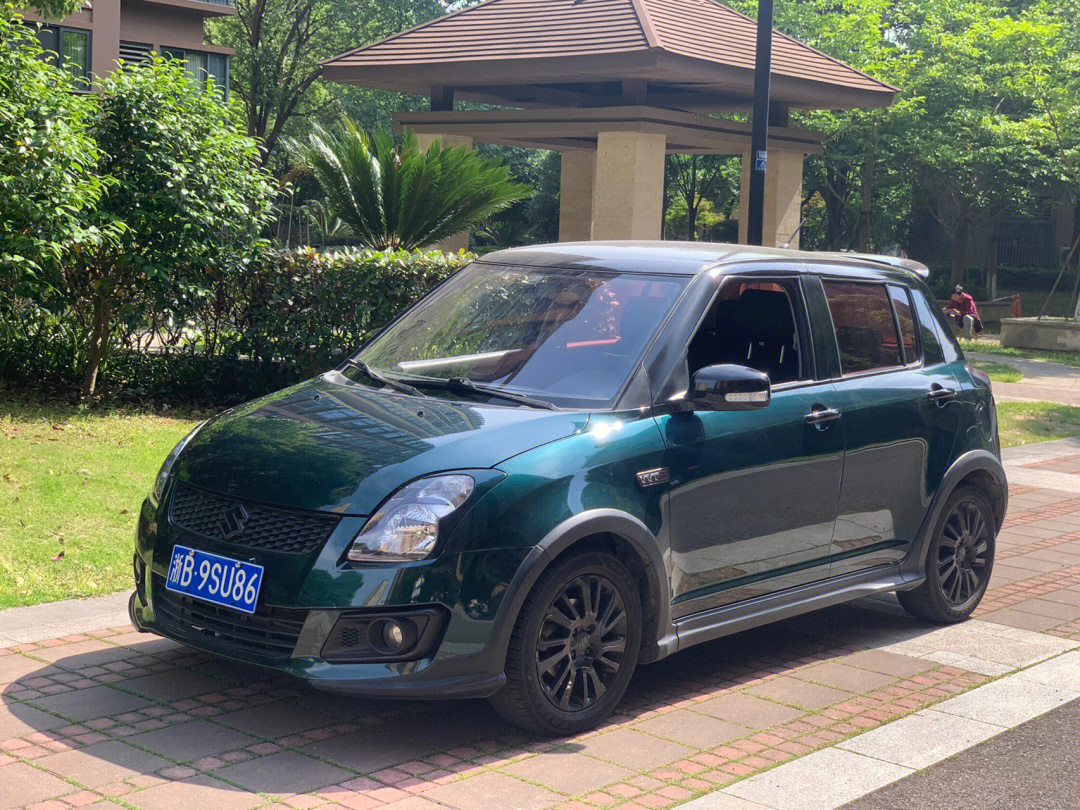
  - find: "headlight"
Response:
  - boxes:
[346,474,474,563]
[148,421,206,508]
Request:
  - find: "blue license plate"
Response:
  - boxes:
[165,545,264,614]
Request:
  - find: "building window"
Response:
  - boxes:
[35,25,92,89]
[162,47,229,100]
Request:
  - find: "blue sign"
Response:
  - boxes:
[165,544,264,614]
[755,150,768,172]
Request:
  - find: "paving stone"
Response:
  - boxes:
[31,685,151,722]
[680,794,772,810]
[694,693,805,730]
[0,653,48,683]
[571,727,695,771]
[501,751,634,795]
[31,640,131,668]
[634,709,747,749]
[1012,598,1080,621]
[745,676,851,710]
[122,669,224,702]
[979,608,1063,633]
[39,740,171,787]
[1016,650,1080,693]
[724,747,912,810]
[0,701,67,738]
[837,709,1002,769]
[933,674,1076,727]
[840,650,932,678]
[301,729,421,772]
[217,701,329,738]
[795,662,896,693]
[0,761,73,810]
[213,750,351,794]
[127,718,257,762]
[424,770,562,810]
[126,774,263,810]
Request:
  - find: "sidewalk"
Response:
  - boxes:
[968,350,1080,406]
[3,440,1080,810]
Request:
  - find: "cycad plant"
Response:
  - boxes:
[287,121,531,251]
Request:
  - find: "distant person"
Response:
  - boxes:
[944,285,982,340]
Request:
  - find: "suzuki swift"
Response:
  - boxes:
[130,243,1007,735]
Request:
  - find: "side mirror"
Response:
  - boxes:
[688,364,771,411]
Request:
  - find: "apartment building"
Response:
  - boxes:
[20,0,234,95]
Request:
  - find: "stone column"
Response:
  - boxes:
[591,131,667,241]
[415,133,474,254]
[558,150,596,242]
[738,149,805,248]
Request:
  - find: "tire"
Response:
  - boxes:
[489,551,643,736]
[898,485,996,623]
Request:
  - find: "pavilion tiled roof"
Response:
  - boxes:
[323,0,895,107]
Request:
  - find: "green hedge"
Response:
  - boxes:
[0,246,472,405]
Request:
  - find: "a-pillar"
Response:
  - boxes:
[590,131,667,241]
[558,150,595,242]
[415,133,474,253]
[738,149,806,248]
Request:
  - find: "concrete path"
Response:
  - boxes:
[968,350,1080,406]
[4,438,1080,810]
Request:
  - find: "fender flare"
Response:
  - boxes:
[486,510,673,668]
[899,449,1008,582]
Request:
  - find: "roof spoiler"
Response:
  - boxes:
[846,253,930,280]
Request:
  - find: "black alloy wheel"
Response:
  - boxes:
[535,573,628,711]
[898,485,996,623]
[490,551,642,736]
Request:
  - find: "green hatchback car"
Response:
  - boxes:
[130,243,1007,735]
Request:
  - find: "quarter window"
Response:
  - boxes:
[822,281,903,375]
[887,285,918,363]
[911,287,946,365]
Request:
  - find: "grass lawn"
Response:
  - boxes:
[968,359,1023,383]
[0,401,195,608]
[960,338,1080,369]
[997,401,1080,448]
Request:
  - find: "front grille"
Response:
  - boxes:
[170,483,339,555]
[153,575,307,658]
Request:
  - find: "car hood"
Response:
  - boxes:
[172,374,590,515]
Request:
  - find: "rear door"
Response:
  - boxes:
[815,275,961,576]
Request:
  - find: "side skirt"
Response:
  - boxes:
[667,565,923,655]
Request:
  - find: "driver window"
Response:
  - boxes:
[687,280,807,385]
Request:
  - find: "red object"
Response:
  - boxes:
[1011,294,1022,318]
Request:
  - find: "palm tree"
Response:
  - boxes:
[287,121,531,251]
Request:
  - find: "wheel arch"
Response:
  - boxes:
[488,510,673,669]
[900,449,1008,582]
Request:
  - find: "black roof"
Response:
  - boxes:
[478,241,928,281]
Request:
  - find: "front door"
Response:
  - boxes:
[816,278,962,576]
[659,276,845,618]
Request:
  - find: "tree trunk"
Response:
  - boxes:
[986,229,998,300]
[950,215,971,288]
[81,291,112,400]
[856,146,875,252]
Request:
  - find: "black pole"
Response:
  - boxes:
[746,0,774,246]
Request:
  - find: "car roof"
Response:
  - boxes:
[477,241,929,282]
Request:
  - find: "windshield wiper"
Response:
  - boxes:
[344,360,426,398]
[426,377,558,410]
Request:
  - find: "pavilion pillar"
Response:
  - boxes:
[590,131,666,241]
[415,133,474,253]
[738,149,805,248]
[558,150,596,242]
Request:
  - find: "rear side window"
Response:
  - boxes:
[822,281,903,374]
[887,285,918,363]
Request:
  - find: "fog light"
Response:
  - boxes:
[368,617,418,656]
[383,621,404,650]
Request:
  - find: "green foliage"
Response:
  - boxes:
[0,247,472,405]
[288,122,531,250]
[0,7,105,287]
[59,57,277,397]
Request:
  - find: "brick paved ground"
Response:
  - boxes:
[4,438,1080,810]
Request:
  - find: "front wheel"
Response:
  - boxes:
[898,485,996,623]
[489,552,642,736]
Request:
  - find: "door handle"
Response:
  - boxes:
[927,385,957,405]
[805,407,842,426]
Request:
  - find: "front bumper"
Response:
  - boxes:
[132,491,531,699]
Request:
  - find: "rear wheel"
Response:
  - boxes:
[489,551,642,736]
[898,485,995,622]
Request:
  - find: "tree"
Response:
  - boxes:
[207,0,443,162]
[65,58,277,397]
[0,5,105,290]
[288,121,531,250]
[664,155,739,241]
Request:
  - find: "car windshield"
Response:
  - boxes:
[351,262,688,407]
